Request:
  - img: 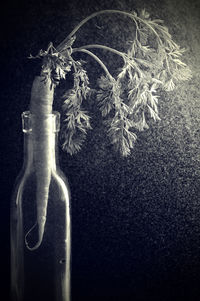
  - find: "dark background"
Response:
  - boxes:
[1,0,200,300]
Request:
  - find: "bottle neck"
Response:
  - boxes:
[21,111,61,173]
[23,131,60,172]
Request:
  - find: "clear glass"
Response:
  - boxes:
[10,111,71,301]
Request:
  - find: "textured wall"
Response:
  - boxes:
[1,0,200,300]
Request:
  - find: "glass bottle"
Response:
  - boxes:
[10,111,71,301]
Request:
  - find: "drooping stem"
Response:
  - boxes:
[57,9,162,52]
[73,44,143,77]
[72,48,113,79]
[73,44,125,59]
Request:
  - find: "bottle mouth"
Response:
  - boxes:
[22,111,60,133]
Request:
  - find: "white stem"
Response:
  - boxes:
[57,9,162,52]
[73,48,113,78]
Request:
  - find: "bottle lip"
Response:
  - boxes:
[21,111,60,133]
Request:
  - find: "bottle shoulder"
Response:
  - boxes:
[11,168,70,205]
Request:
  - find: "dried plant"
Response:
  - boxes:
[30,9,192,156]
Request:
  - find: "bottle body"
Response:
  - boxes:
[10,111,71,301]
